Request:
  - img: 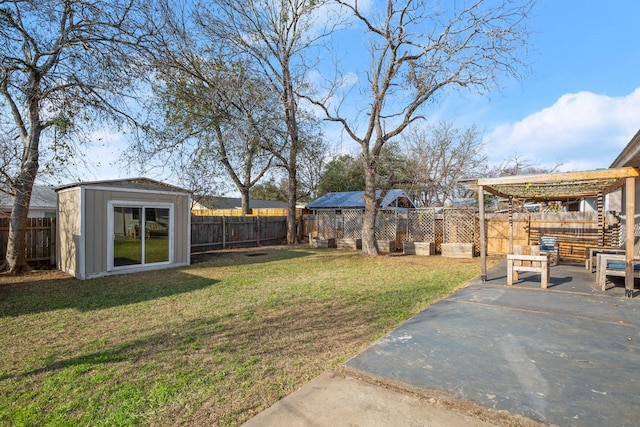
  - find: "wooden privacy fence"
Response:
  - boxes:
[0,218,56,265]
[0,212,620,265]
[486,211,620,262]
[190,215,287,253]
[303,209,619,262]
[192,208,289,217]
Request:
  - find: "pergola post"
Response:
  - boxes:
[597,192,604,247]
[508,196,514,254]
[625,177,635,298]
[478,185,486,281]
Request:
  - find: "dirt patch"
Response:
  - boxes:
[0,269,72,285]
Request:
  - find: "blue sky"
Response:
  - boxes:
[454,0,640,172]
[71,0,640,184]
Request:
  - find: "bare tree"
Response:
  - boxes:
[199,0,345,243]
[404,121,486,207]
[147,54,278,213]
[306,0,535,255]
[494,153,563,177]
[0,0,149,273]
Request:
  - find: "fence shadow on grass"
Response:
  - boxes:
[0,270,219,318]
[0,248,315,318]
[189,246,316,268]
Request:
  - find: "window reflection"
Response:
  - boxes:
[144,207,169,263]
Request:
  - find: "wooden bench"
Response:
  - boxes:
[596,253,640,291]
[507,245,550,289]
[585,246,625,272]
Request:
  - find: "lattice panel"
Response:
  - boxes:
[342,210,363,239]
[316,210,336,239]
[375,210,397,241]
[406,208,436,242]
[443,208,476,244]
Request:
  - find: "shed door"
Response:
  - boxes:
[109,203,172,270]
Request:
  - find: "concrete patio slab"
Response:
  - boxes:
[346,261,640,427]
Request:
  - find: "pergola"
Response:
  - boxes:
[464,167,640,297]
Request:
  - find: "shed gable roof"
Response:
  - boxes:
[55,177,190,194]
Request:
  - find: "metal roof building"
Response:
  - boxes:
[306,189,415,211]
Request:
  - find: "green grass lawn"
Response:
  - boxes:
[0,247,493,426]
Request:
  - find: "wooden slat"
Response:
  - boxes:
[0,217,56,265]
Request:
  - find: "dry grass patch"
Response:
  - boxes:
[0,247,493,426]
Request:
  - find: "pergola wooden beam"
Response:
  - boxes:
[475,167,639,186]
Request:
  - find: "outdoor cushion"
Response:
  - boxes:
[606,261,640,270]
[539,236,557,251]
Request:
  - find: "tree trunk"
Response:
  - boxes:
[286,167,298,244]
[361,163,379,256]
[6,149,39,274]
[283,66,299,245]
[240,187,250,215]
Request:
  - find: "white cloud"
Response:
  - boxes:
[483,88,640,172]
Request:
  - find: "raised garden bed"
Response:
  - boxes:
[441,242,474,258]
[376,240,396,253]
[309,238,336,249]
[403,241,435,256]
[336,238,362,250]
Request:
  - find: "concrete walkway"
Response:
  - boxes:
[241,371,499,427]
[243,262,640,427]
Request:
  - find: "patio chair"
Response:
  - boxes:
[596,253,640,291]
[539,236,559,266]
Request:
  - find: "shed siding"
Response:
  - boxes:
[57,188,81,276]
[83,188,189,276]
[84,189,107,275]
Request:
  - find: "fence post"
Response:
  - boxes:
[256,215,261,246]
[50,219,56,265]
[222,216,226,249]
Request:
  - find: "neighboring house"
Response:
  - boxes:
[306,189,415,213]
[192,196,288,216]
[0,185,57,218]
[609,128,640,214]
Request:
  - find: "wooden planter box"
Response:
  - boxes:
[376,240,396,253]
[309,238,336,249]
[336,238,362,250]
[403,241,435,256]
[441,242,474,258]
